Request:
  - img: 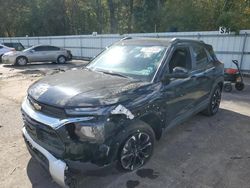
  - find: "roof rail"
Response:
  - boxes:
[120,36,132,41]
[170,38,180,43]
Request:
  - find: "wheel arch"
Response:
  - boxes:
[210,76,224,95]
[140,112,163,140]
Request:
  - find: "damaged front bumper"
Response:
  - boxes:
[23,127,69,187]
[21,97,120,187]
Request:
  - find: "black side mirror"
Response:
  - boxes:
[171,67,189,78]
[162,67,189,83]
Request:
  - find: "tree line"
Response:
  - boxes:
[0,0,249,37]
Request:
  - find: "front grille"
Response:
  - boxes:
[27,96,66,118]
[24,137,49,171]
[22,110,65,157]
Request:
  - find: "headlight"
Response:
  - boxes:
[65,106,112,116]
[65,107,100,115]
[74,122,105,142]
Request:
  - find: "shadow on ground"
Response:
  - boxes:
[26,108,250,188]
[2,61,87,77]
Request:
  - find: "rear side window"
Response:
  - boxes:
[47,46,60,51]
[192,45,208,68]
[206,45,218,61]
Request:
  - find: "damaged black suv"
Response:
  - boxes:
[21,38,224,187]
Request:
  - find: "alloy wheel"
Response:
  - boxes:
[58,56,66,63]
[120,132,153,171]
[211,88,221,113]
[18,57,27,65]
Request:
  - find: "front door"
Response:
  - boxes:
[160,45,198,126]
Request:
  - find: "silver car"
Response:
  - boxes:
[2,45,72,65]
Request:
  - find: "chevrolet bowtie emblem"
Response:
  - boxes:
[33,102,42,111]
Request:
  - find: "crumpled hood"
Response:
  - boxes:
[28,69,147,108]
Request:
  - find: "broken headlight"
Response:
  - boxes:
[74,123,105,143]
[65,107,100,115]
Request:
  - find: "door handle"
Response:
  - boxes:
[205,67,216,74]
[191,72,204,78]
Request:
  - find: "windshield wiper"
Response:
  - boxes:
[101,70,129,79]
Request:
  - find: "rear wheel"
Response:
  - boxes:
[202,85,222,116]
[118,123,155,171]
[224,83,232,92]
[235,82,244,91]
[15,56,28,66]
[57,55,66,64]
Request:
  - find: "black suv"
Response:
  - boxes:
[21,38,224,187]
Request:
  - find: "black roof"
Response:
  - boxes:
[116,37,206,47]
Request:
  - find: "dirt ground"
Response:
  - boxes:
[0,61,250,188]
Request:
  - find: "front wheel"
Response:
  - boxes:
[118,124,155,171]
[202,85,222,116]
[15,56,28,66]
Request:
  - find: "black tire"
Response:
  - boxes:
[202,85,222,116]
[117,121,155,171]
[224,83,232,92]
[57,55,66,64]
[235,82,244,91]
[15,56,28,66]
[68,53,73,60]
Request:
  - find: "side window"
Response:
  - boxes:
[0,46,3,49]
[41,46,50,51]
[168,47,192,73]
[33,46,43,51]
[47,46,60,51]
[192,45,208,68]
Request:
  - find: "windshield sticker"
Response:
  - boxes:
[140,46,163,54]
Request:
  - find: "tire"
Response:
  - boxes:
[223,83,232,92]
[15,56,28,66]
[57,55,66,64]
[235,82,244,91]
[68,53,73,60]
[202,85,222,116]
[117,121,155,171]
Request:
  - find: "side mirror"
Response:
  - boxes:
[30,49,35,53]
[162,67,189,83]
[172,67,189,78]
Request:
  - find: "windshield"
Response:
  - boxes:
[87,45,166,81]
[23,47,33,52]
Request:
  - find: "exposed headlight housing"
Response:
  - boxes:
[65,106,113,116]
[74,122,105,143]
[65,107,100,115]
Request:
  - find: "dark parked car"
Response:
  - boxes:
[2,42,25,51]
[21,38,224,187]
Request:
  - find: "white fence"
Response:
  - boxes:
[0,30,250,71]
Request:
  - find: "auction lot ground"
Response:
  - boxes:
[0,61,250,188]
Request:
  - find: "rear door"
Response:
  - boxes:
[46,46,61,61]
[190,44,215,105]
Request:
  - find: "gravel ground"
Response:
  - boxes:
[0,61,250,188]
